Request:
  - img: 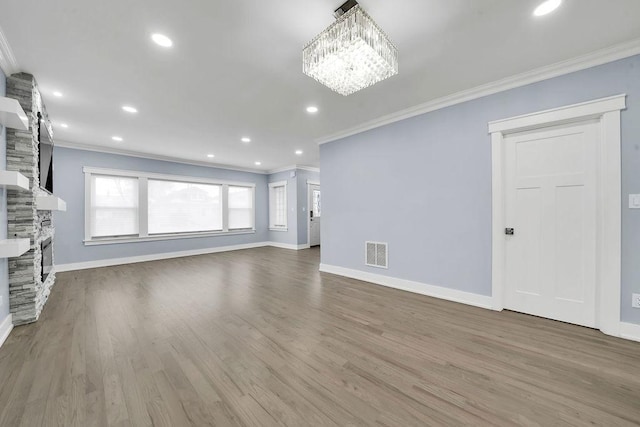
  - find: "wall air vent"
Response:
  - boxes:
[365,241,388,269]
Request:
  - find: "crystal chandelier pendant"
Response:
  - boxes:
[303,4,398,96]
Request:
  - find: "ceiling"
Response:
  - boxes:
[1,0,640,172]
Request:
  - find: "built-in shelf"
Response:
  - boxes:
[0,170,30,191]
[0,96,29,130]
[0,238,30,258]
[36,195,67,211]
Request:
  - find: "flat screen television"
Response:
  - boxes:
[38,114,54,194]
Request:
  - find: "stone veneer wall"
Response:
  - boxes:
[5,73,55,325]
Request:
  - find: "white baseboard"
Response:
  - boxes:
[56,242,271,272]
[619,322,640,343]
[0,314,13,349]
[56,241,316,272]
[319,263,494,310]
[267,242,310,251]
[318,265,640,344]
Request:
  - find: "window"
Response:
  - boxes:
[84,167,256,244]
[312,189,321,217]
[269,181,287,230]
[90,175,139,237]
[148,180,222,234]
[228,186,254,230]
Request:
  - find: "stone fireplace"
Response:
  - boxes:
[5,73,56,325]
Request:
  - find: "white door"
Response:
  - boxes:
[309,184,321,246]
[504,121,598,328]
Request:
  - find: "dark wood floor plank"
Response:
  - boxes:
[0,246,639,426]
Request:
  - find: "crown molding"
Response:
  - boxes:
[267,164,321,174]
[267,165,297,174]
[0,24,19,76]
[317,37,640,145]
[297,165,321,173]
[55,140,269,175]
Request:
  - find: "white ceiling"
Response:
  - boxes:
[1,0,640,172]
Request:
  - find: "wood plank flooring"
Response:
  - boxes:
[1,246,639,426]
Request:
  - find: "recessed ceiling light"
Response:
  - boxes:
[255,161,262,166]
[151,33,173,48]
[241,137,251,143]
[112,136,123,142]
[306,106,319,113]
[295,150,303,155]
[207,154,215,158]
[53,91,63,97]
[122,105,138,113]
[60,123,68,128]
[534,0,562,16]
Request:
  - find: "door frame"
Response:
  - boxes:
[488,94,626,337]
[307,180,320,247]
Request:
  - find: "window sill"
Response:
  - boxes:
[84,229,256,246]
[269,227,288,232]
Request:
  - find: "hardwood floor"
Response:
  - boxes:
[0,246,639,426]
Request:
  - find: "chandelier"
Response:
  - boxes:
[303,1,398,96]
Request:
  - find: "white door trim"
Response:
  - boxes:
[488,94,626,338]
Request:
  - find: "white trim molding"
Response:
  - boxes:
[0,314,13,349]
[268,242,309,251]
[488,94,626,338]
[57,242,271,272]
[268,165,320,174]
[84,230,256,246]
[488,95,627,134]
[57,241,314,272]
[619,322,640,343]
[319,264,495,310]
[57,141,268,175]
[296,166,320,173]
[0,25,19,76]
[317,38,640,145]
[82,166,258,188]
[57,141,321,176]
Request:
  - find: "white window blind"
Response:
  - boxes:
[148,180,222,234]
[90,175,139,237]
[85,167,256,244]
[228,186,253,229]
[269,182,287,230]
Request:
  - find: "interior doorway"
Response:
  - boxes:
[489,94,625,337]
[503,121,598,327]
[308,182,321,247]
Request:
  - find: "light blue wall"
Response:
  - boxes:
[0,68,8,321]
[321,54,640,325]
[266,168,320,246]
[296,169,320,245]
[267,170,298,245]
[53,147,269,265]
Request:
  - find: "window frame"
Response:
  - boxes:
[84,167,256,245]
[88,173,140,238]
[268,180,288,231]
[227,185,256,231]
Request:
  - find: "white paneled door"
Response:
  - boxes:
[309,184,321,247]
[504,122,597,328]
